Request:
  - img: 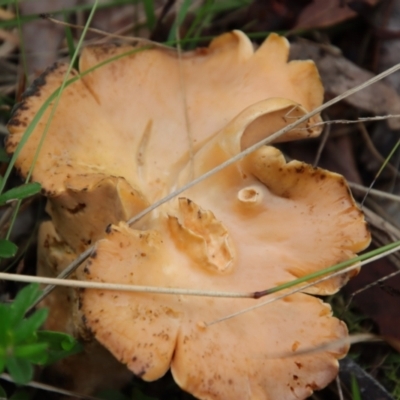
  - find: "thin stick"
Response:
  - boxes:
[0,271,252,298]
[346,268,400,309]
[361,139,400,207]
[42,15,173,51]
[206,243,400,326]
[27,246,94,312]
[313,112,331,167]
[34,56,400,305]
[0,373,100,400]
[126,61,400,227]
[358,122,400,177]
[306,114,400,127]
[264,333,380,359]
[336,375,344,400]
[349,182,400,203]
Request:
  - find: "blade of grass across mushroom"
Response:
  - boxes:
[1,239,399,298]
[2,4,158,302]
[2,0,100,243]
[27,58,400,310]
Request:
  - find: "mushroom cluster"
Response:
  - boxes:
[7,31,370,399]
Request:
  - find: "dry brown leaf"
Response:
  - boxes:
[295,0,380,29]
[290,40,400,129]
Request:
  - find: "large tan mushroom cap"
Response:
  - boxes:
[6,31,322,200]
[78,221,347,400]
[6,31,323,252]
[6,31,369,398]
[77,102,370,399]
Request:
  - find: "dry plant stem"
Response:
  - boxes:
[349,182,400,203]
[33,58,400,308]
[0,373,100,400]
[28,246,97,312]
[0,201,16,233]
[43,15,173,50]
[0,271,253,298]
[308,114,400,128]
[345,268,400,309]
[357,122,400,177]
[361,140,400,208]
[313,113,331,167]
[126,62,400,227]
[206,243,400,326]
[362,206,400,241]
[336,376,344,400]
[267,333,380,359]
[206,264,360,326]
[0,240,396,319]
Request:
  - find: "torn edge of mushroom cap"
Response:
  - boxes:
[167,198,235,275]
[244,146,371,294]
[176,98,322,186]
[78,220,350,400]
[174,100,370,296]
[46,175,149,253]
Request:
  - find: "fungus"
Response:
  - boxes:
[75,103,370,400]
[6,31,370,399]
[6,31,322,251]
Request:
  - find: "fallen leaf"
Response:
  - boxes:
[344,256,400,350]
[290,40,400,129]
[295,0,380,29]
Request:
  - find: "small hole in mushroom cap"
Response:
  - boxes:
[237,185,263,204]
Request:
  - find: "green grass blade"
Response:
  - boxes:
[1,44,153,197]
[167,0,192,43]
[143,0,156,30]
[13,0,28,84]
[63,12,77,68]
[0,148,10,163]
[361,139,400,206]
[4,0,100,240]
[351,374,362,400]
[255,240,400,298]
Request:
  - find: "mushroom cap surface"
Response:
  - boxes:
[6,30,371,399]
[7,31,323,201]
[77,102,370,400]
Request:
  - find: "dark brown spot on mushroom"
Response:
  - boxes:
[83,266,90,274]
[295,362,302,369]
[67,203,86,214]
[91,250,97,259]
[105,224,112,233]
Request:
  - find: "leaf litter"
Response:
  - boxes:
[1,0,400,399]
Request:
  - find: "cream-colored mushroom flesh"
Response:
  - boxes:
[77,104,370,400]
